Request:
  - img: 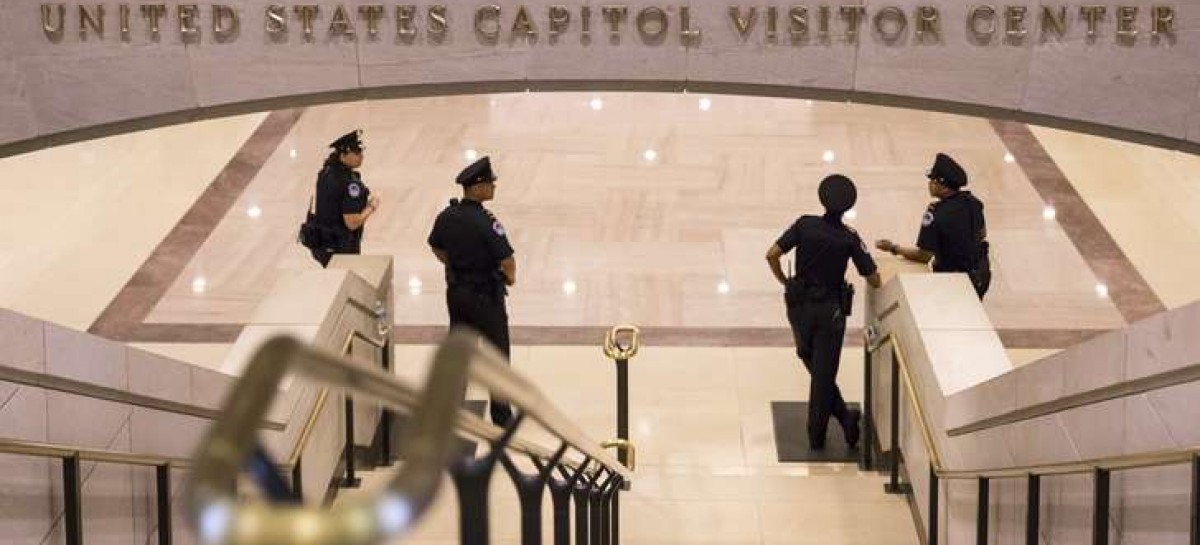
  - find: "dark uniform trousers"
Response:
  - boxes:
[786,295,850,442]
[446,283,514,425]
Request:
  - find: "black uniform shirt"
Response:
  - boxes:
[315,159,370,244]
[916,191,986,273]
[776,215,877,286]
[427,199,514,282]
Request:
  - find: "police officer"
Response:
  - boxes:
[427,156,515,426]
[874,153,991,299]
[310,130,380,267]
[767,174,881,450]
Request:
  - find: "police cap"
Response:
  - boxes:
[928,153,967,189]
[818,174,857,213]
[456,156,498,186]
[329,130,364,154]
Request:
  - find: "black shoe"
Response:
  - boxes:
[841,409,862,448]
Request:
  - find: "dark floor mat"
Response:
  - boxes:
[771,401,861,463]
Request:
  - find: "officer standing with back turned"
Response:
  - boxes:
[766,174,882,450]
[427,156,515,426]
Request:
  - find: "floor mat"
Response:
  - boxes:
[771,401,861,463]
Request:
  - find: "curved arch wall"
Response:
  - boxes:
[3,0,1200,154]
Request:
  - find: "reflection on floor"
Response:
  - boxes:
[134,93,1128,333]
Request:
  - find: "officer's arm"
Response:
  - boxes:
[431,248,448,264]
[765,245,788,286]
[875,240,933,264]
[865,272,883,289]
[499,257,516,286]
[343,204,376,231]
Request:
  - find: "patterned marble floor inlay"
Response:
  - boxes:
[85,94,1156,349]
[88,109,305,342]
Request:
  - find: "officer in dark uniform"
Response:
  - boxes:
[767,174,882,450]
[427,156,516,426]
[875,153,991,299]
[310,130,379,267]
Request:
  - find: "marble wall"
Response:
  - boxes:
[3,0,1200,155]
[0,308,238,545]
[872,274,1200,545]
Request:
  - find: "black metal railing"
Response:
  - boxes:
[186,329,633,545]
[865,323,1200,545]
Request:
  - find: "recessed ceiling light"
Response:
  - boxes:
[289,149,297,159]
[698,97,712,111]
[1095,283,1109,298]
[464,149,479,161]
[247,205,262,218]
[843,209,858,221]
[191,277,207,294]
[643,149,658,162]
[562,280,578,295]
[1004,152,1016,163]
[717,280,731,294]
[589,98,604,111]
[1042,206,1057,220]
[822,150,835,163]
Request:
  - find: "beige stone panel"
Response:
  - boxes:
[0,309,45,372]
[0,31,37,144]
[129,343,232,373]
[758,497,918,544]
[0,1,197,136]
[854,0,1033,109]
[1020,1,1200,139]
[357,0,530,88]
[683,2,857,90]
[45,323,126,388]
[184,3,361,107]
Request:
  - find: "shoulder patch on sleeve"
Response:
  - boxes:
[492,220,506,236]
[347,182,362,198]
[921,210,935,227]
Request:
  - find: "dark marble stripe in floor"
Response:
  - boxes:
[990,120,1165,324]
[88,109,305,342]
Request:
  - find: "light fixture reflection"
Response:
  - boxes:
[562,280,577,295]
[698,97,712,111]
[1004,152,1016,163]
[289,149,297,159]
[589,98,604,111]
[822,150,835,164]
[1095,283,1109,298]
[465,149,479,161]
[642,149,658,162]
[843,209,858,221]
[191,277,207,294]
[408,276,422,295]
[717,280,731,294]
[1042,206,1057,220]
[247,205,262,218]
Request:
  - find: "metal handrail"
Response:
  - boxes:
[947,360,1200,437]
[869,312,1200,482]
[868,332,944,471]
[0,437,191,468]
[284,329,387,467]
[186,329,631,545]
[0,364,286,431]
[463,334,632,481]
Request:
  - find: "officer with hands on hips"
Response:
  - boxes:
[875,152,991,299]
[310,129,380,267]
[766,174,882,450]
[427,156,516,426]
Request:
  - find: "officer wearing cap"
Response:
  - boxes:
[310,130,380,267]
[427,156,515,426]
[766,174,881,450]
[875,153,991,299]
